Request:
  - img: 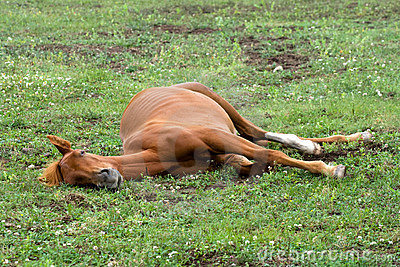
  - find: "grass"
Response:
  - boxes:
[1,0,400,265]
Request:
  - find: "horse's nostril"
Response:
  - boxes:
[100,169,110,175]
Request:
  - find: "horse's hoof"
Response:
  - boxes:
[302,140,322,155]
[313,142,322,155]
[361,129,373,143]
[333,164,346,178]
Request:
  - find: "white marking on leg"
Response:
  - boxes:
[265,132,321,155]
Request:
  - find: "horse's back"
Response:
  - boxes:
[119,86,235,148]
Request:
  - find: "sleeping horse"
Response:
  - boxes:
[40,83,372,188]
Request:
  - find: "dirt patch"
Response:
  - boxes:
[132,187,200,205]
[302,142,392,162]
[236,35,267,67]
[189,27,220,34]
[64,193,87,206]
[236,35,309,71]
[303,149,356,162]
[38,192,112,214]
[42,193,92,211]
[184,250,244,266]
[267,53,309,70]
[386,91,397,99]
[235,35,262,48]
[153,24,220,34]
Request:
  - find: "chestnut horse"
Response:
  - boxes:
[39,82,372,188]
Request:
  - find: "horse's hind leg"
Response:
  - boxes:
[196,128,345,178]
[241,127,372,155]
[172,82,372,155]
[264,130,373,155]
[297,130,373,143]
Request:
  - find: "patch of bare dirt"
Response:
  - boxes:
[64,193,87,206]
[184,250,245,266]
[189,27,219,34]
[236,35,309,71]
[132,187,200,205]
[38,193,112,214]
[235,35,267,67]
[267,53,309,70]
[42,193,92,211]
[386,91,397,99]
[302,142,392,162]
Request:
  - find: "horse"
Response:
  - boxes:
[39,82,372,188]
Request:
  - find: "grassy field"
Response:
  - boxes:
[1,0,400,265]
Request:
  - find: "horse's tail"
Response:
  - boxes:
[172,82,267,141]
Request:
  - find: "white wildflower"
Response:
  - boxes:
[168,251,178,258]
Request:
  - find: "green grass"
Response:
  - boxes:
[1,0,400,265]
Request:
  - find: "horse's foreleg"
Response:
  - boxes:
[114,150,177,179]
[213,153,257,176]
[265,149,345,177]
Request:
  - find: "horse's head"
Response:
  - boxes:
[39,135,123,189]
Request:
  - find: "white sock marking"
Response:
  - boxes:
[265,132,320,154]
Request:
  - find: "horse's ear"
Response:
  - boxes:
[47,135,72,155]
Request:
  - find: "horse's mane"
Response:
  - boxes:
[38,160,63,186]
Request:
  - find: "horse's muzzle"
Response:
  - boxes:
[97,168,123,189]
